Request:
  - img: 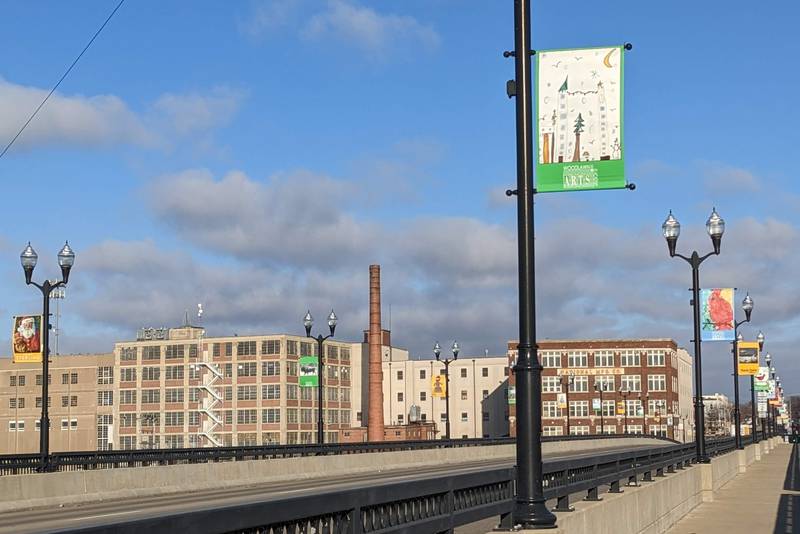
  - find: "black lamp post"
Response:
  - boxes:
[434,341,459,440]
[594,383,605,435]
[507,0,556,528]
[619,388,629,434]
[731,293,753,449]
[662,208,725,463]
[769,362,777,437]
[639,392,650,434]
[765,353,773,438]
[304,309,337,445]
[20,241,75,472]
[752,331,765,443]
[562,374,574,435]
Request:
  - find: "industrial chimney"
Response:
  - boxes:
[368,265,385,441]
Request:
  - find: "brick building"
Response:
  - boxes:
[508,339,694,440]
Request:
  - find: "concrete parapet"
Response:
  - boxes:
[0,437,665,513]
[513,442,764,534]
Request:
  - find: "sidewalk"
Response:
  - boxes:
[667,442,796,534]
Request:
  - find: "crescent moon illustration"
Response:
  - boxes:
[603,49,616,68]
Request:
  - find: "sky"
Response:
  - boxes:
[1,0,798,399]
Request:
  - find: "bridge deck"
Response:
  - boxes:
[667,442,796,534]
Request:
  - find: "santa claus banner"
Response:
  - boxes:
[12,315,43,363]
[699,288,735,341]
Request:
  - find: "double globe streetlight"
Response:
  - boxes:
[731,293,754,449]
[662,208,724,463]
[752,331,765,442]
[433,340,459,440]
[303,309,337,445]
[20,242,75,472]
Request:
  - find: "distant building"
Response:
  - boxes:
[702,393,733,437]
[0,353,115,453]
[508,339,694,440]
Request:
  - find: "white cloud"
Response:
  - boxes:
[153,87,245,135]
[302,0,440,57]
[239,0,302,38]
[0,78,156,151]
[701,161,761,192]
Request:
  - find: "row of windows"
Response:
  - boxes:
[539,350,668,368]
[7,367,114,387]
[120,362,351,382]
[541,399,671,417]
[119,408,353,428]
[7,419,79,432]
[119,385,352,404]
[397,367,495,381]
[541,375,668,393]
[397,388,495,403]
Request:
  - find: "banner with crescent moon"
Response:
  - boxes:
[535,45,627,193]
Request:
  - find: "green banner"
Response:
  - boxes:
[535,46,627,193]
[299,355,319,387]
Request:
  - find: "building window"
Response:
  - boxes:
[189,344,198,359]
[626,400,643,417]
[419,391,427,402]
[397,392,404,402]
[262,408,281,424]
[327,387,339,402]
[97,391,114,406]
[602,400,615,417]
[300,342,314,356]
[482,367,489,377]
[542,376,561,393]
[165,365,184,381]
[237,341,257,356]
[647,374,666,392]
[262,361,280,376]
[340,366,351,381]
[142,389,161,404]
[164,435,184,449]
[225,343,233,357]
[647,351,665,367]
[567,351,588,367]
[62,395,70,408]
[165,344,185,360]
[460,368,467,378]
[461,390,468,400]
[121,368,136,382]
[120,347,137,361]
[482,389,489,399]
[440,413,447,422]
[189,388,200,402]
[396,370,404,380]
[120,390,137,404]
[620,350,641,367]
[300,387,313,401]
[286,362,298,376]
[327,345,339,359]
[341,388,351,402]
[570,425,590,436]
[461,412,468,422]
[262,339,281,355]
[165,388,183,403]
[142,346,161,361]
[286,384,298,400]
[287,340,298,356]
[594,350,614,367]
[120,413,136,427]
[543,401,559,418]
[419,369,426,379]
[165,412,184,426]
[236,409,257,424]
[595,375,615,392]
[541,351,561,368]
[222,386,233,401]
[142,367,161,381]
[96,415,113,451]
[621,375,641,392]
[543,426,564,436]
[62,373,69,385]
[188,365,200,380]
[262,384,281,400]
[237,362,257,377]
[569,401,589,417]
[648,399,667,416]
[327,365,339,380]
[223,363,233,378]
[570,376,589,393]
[238,385,258,401]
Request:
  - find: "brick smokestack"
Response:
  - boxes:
[368,265,385,441]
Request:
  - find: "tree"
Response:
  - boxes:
[571,113,585,162]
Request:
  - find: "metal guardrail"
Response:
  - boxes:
[56,436,738,533]
[0,433,676,476]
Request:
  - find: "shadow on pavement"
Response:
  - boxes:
[774,444,799,533]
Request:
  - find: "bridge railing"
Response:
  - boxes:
[0,433,676,476]
[58,436,738,534]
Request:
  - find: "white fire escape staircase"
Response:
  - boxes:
[196,353,223,447]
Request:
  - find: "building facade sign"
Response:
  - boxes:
[556,367,625,376]
[136,327,169,341]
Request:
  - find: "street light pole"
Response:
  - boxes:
[753,331,764,443]
[434,341,459,440]
[20,242,75,472]
[507,0,555,528]
[304,310,337,445]
[594,383,604,434]
[619,388,629,434]
[731,293,753,449]
[662,209,725,463]
[562,374,573,436]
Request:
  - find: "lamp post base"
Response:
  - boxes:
[513,500,557,530]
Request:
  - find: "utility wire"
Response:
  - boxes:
[0,0,126,161]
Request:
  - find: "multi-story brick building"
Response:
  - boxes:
[507,339,694,440]
[114,323,356,449]
[0,353,115,453]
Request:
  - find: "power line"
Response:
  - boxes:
[0,0,126,161]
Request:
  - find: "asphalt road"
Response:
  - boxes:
[0,443,661,534]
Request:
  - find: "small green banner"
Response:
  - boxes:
[535,46,627,193]
[299,355,319,387]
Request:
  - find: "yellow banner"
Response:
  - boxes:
[616,401,625,415]
[737,341,759,375]
[431,374,447,398]
[12,315,43,364]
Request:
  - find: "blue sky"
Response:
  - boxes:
[1,1,798,398]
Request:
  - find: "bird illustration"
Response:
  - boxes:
[591,70,598,79]
[553,60,562,68]
[575,56,583,61]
